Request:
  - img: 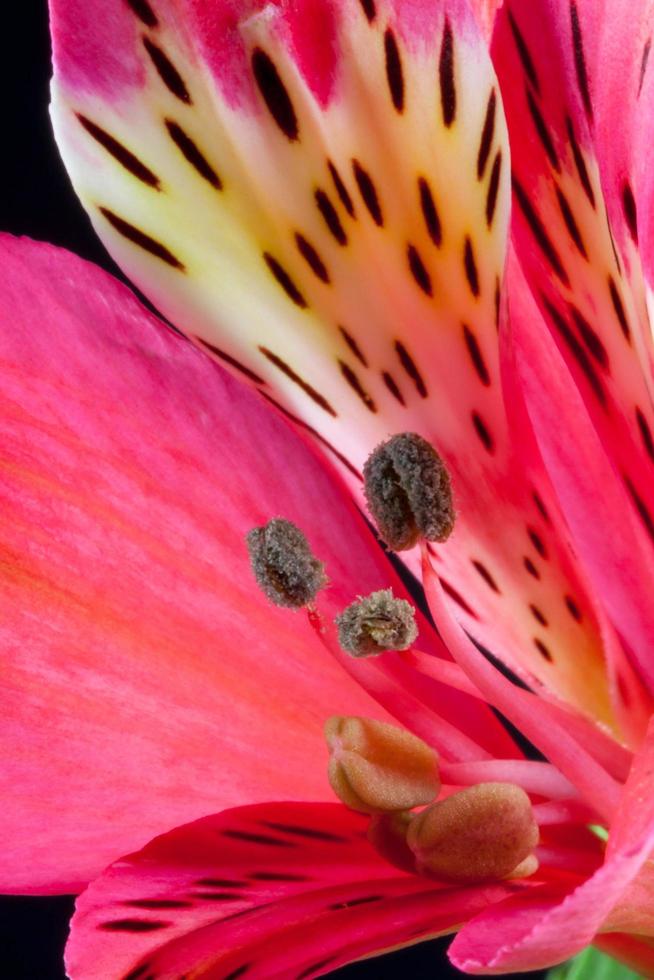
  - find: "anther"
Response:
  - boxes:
[406,782,539,882]
[246,518,326,608]
[325,716,440,814]
[363,433,455,551]
[335,589,417,656]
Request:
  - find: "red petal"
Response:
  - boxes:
[65,801,518,980]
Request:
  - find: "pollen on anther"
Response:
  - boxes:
[363,433,454,551]
[247,518,326,608]
[335,589,418,656]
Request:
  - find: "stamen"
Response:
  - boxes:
[335,589,417,656]
[406,782,539,882]
[325,716,440,814]
[246,518,326,608]
[363,433,454,550]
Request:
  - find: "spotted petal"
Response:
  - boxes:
[50,0,620,726]
[64,801,520,980]
[2,234,510,893]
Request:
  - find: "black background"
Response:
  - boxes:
[0,2,547,977]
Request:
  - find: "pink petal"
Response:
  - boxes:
[48,0,619,721]
[449,719,654,972]
[65,801,518,980]
[0,234,439,893]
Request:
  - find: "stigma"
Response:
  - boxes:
[247,517,326,608]
[363,433,455,551]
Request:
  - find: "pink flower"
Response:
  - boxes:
[3,0,654,974]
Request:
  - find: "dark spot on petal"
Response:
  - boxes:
[486,151,502,228]
[249,871,311,882]
[165,119,222,189]
[261,820,350,843]
[622,181,638,244]
[529,604,548,627]
[639,38,651,96]
[624,475,654,544]
[463,237,480,298]
[418,177,442,247]
[259,346,336,416]
[477,89,496,179]
[608,276,630,341]
[533,637,553,662]
[296,958,336,980]
[192,891,246,901]
[77,115,161,188]
[263,253,308,308]
[383,371,405,405]
[570,1,593,122]
[637,407,654,463]
[252,47,299,141]
[98,207,185,269]
[339,326,368,366]
[358,0,376,22]
[224,966,252,980]
[471,411,494,453]
[569,305,608,369]
[196,339,265,384]
[508,10,540,93]
[315,188,348,245]
[527,527,548,559]
[223,828,296,847]
[328,895,383,910]
[143,37,191,103]
[472,559,500,593]
[440,577,478,619]
[407,243,433,296]
[395,340,427,397]
[556,187,587,258]
[196,877,248,888]
[328,160,355,216]
[566,116,595,208]
[339,360,377,412]
[523,556,540,579]
[565,594,582,622]
[295,232,330,283]
[384,29,405,112]
[439,20,456,127]
[125,0,158,28]
[526,87,560,172]
[100,919,170,933]
[353,160,383,225]
[532,491,551,524]
[512,178,569,286]
[542,295,606,405]
[462,324,490,386]
[125,899,192,910]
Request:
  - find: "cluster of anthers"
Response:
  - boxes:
[247,432,540,885]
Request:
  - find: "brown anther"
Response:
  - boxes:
[363,432,455,551]
[406,782,539,882]
[325,716,440,814]
[246,518,326,608]
[335,589,418,656]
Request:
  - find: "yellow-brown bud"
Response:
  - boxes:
[407,782,539,882]
[325,716,440,815]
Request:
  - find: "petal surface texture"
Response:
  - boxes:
[0,234,450,893]
[49,0,619,724]
[65,801,516,980]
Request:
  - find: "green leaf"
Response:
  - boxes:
[547,946,643,980]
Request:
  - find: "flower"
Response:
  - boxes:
[2,0,654,974]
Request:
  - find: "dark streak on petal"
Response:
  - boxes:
[477,89,496,179]
[542,295,606,406]
[296,958,336,980]
[259,347,336,416]
[249,870,311,882]
[512,178,569,286]
[523,556,540,579]
[328,160,355,216]
[418,176,442,246]
[463,237,480,298]
[508,10,540,93]
[196,339,266,385]
[339,326,368,367]
[295,233,330,283]
[462,325,491,386]
[353,160,383,225]
[315,189,348,245]
[252,47,299,141]
[486,151,502,228]
[472,559,500,593]
[566,117,595,208]
[100,919,170,933]
[395,340,427,397]
[439,20,456,127]
[530,605,548,626]
[527,526,548,559]
[608,276,630,341]
[565,594,582,621]
[471,411,494,453]
[339,360,377,412]
[124,899,192,909]
[440,578,478,619]
[639,38,651,96]
[328,895,383,910]
[165,119,222,189]
[625,475,654,544]
[77,115,160,189]
[407,243,433,296]
[222,828,296,847]
[382,371,406,405]
[533,491,551,524]
[636,407,654,462]
[569,305,608,369]
[196,877,249,888]
[224,966,252,980]
[263,253,308,308]
[533,637,553,662]
[570,1,593,122]
[622,181,638,243]
[143,37,191,103]
[384,29,405,113]
[261,820,350,843]
[125,0,158,28]
[556,187,587,258]
[192,891,246,901]
[526,87,560,172]
[98,207,185,269]
[358,0,376,22]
